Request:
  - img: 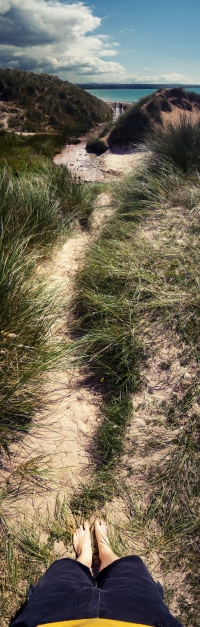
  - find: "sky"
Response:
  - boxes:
[0,0,200,84]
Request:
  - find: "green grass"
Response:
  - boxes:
[108,102,152,147]
[0,161,95,249]
[1,102,200,626]
[0,67,111,135]
[147,117,200,173]
[0,130,65,172]
[98,122,114,138]
[0,228,67,453]
[0,157,97,453]
[68,144,200,623]
[108,87,200,148]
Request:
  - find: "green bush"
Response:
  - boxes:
[86,137,107,155]
[108,104,152,147]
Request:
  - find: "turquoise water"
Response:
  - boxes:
[86,87,200,103]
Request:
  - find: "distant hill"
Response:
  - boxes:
[77,83,200,89]
[108,87,200,147]
[0,68,112,137]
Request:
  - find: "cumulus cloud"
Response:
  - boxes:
[129,71,186,83]
[0,0,124,80]
[0,2,188,83]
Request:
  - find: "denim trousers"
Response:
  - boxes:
[12,555,182,627]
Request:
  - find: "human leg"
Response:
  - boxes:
[12,523,95,627]
[94,519,182,627]
[73,521,93,571]
[97,556,182,625]
[95,518,119,572]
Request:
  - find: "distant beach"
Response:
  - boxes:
[86,87,200,104]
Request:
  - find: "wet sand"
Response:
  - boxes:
[53,140,146,182]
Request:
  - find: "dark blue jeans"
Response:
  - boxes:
[11,556,182,627]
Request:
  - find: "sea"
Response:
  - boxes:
[85,87,200,104]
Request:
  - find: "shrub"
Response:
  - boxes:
[168,87,185,100]
[160,97,172,112]
[145,97,162,123]
[86,137,107,155]
[108,105,152,147]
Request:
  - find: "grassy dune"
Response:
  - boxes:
[1,119,200,626]
[0,68,112,135]
[69,120,200,624]
[108,87,200,147]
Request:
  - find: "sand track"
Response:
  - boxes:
[2,194,113,521]
[54,141,146,182]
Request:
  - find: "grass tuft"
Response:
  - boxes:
[147,117,200,173]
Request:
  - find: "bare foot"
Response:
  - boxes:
[95,518,119,571]
[73,521,92,569]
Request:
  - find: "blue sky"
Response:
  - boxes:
[87,0,200,83]
[0,0,199,83]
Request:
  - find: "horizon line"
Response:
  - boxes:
[77,83,200,87]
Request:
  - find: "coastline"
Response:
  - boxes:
[107,101,132,106]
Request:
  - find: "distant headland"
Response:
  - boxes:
[77,83,200,89]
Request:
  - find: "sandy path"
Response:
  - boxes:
[1,136,145,523]
[3,195,113,522]
[54,142,146,182]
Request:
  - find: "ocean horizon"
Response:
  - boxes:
[85,86,200,104]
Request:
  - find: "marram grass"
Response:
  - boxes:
[69,153,200,626]
[1,117,200,627]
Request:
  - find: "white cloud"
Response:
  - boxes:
[0,2,191,83]
[0,0,124,81]
[128,71,186,83]
[120,28,135,34]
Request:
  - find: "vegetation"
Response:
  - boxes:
[108,98,154,147]
[0,122,104,622]
[0,130,65,171]
[98,121,114,138]
[68,128,200,624]
[86,137,107,155]
[0,68,112,136]
[1,98,200,627]
[0,158,96,454]
[108,87,200,147]
[147,116,200,172]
